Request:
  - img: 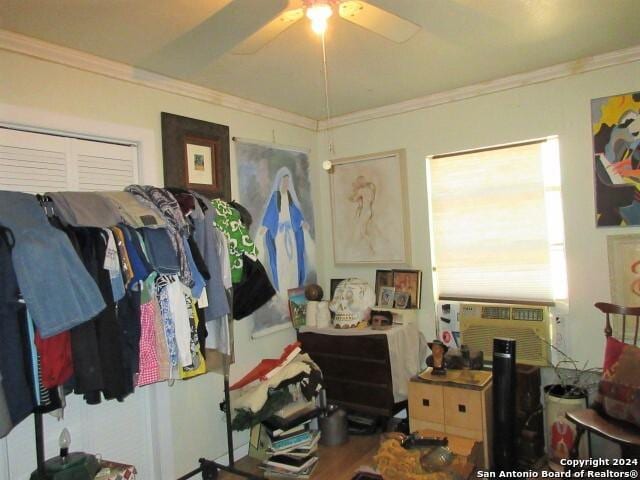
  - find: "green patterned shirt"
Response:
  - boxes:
[211,199,258,283]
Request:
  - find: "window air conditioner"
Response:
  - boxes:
[459,302,551,367]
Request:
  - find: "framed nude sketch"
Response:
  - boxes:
[329,150,411,265]
[161,112,231,200]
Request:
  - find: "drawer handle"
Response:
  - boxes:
[458,404,466,413]
[422,399,430,407]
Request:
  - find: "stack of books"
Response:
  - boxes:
[249,407,321,479]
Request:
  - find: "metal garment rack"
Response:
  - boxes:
[33,359,260,480]
[176,357,261,480]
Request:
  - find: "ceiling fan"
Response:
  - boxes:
[232,0,421,54]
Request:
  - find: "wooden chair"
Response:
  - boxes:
[565,302,640,460]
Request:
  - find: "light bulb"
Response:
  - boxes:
[59,428,71,463]
[59,428,71,449]
[306,3,332,35]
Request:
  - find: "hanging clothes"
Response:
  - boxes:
[0,374,12,438]
[47,191,122,228]
[191,193,230,320]
[125,185,194,288]
[210,198,258,284]
[0,191,106,338]
[0,225,35,432]
[98,191,167,228]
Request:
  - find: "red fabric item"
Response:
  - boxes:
[230,342,301,391]
[34,330,74,389]
[596,336,640,427]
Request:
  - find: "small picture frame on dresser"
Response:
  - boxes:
[379,286,396,308]
[394,291,410,309]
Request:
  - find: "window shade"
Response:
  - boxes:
[428,140,562,302]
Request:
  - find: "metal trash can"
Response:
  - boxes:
[319,406,348,446]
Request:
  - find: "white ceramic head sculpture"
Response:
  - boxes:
[329,278,375,328]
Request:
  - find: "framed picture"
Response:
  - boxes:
[592,91,640,227]
[394,291,410,309]
[393,269,422,309]
[330,278,345,301]
[374,270,394,306]
[379,286,396,308]
[329,150,411,264]
[287,287,308,329]
[161,112,231,200]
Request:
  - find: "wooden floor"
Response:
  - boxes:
[218,435,380,480]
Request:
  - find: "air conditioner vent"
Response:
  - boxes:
[460,302,550,366]
[481,306,510,320]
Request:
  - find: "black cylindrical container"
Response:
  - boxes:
[492,337,517,472]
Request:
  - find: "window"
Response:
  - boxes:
[427,137,567,303]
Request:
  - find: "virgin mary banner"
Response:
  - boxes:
[235,140,316,337]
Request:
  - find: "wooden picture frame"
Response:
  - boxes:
[329,149,411,265]
[393,269,422,309]
[375,270,394,306]
[330,278,345,301]
[161,112,231,200]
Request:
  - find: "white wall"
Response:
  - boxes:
[315,60,640,369]
[0,49,319,478]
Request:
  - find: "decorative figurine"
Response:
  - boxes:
[329,278,375,329]
[427,339,448,375]
[304,283,324,301]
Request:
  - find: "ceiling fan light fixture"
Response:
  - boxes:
[306,1,334,35]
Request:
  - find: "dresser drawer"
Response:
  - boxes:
[408,382,444,424]
[443,387,483,431]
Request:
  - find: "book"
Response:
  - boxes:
[263,454,318,473]
[266,419,311,439]
[270,430,314,452]
[263,406,320,432]
[267,431,320,455]
[262,461,318,479]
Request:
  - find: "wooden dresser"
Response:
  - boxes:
[408,369,493,469]
[297,310,419,418]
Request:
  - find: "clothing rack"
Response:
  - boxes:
[5,189,269,479]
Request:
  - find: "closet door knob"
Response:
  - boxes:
[458,404,466,413]
[422,399,430,407]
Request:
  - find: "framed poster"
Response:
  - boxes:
[161,112,231,200]
[329,150,411,265]
[235,139,316,337]
[592,91,640,226]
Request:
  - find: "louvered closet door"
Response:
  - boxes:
[0,128,70,192]
[0,128,157,479]
[72,138,138,190]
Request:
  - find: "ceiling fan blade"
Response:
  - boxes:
[338,1,420,43]
[232,7,304,54]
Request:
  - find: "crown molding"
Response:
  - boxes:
[0,29,318,131]
[3,29,639,133]
[318,43,640,130]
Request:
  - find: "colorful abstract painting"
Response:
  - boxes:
[592,91,640,226]
[235,140,316,337]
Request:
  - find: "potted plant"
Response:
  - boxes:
[544,346,602,471]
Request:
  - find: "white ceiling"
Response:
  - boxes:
[2,0,640,119]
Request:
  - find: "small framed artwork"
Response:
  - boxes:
[287,287,308,329]
[161,112,231,200]
[330,278,345,301]
[379,286,396,308]
[329,150,411,265]
[393,269,422,309]
[394,291,410,309]
[374,270,394,305]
